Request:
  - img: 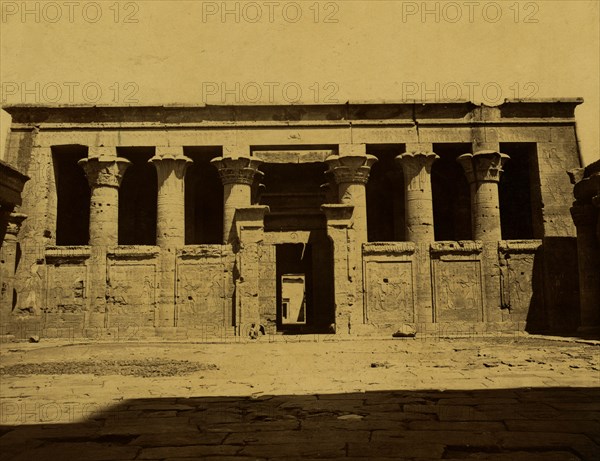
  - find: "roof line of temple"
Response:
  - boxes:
[0,98,584,110]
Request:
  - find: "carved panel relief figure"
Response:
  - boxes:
[107,279,128,313]
[46,266,86,313]
[367,262,413,325]
[18,262,42,314]
[178,270,198,316]
[435,261,482,322]
[177,265,225,325]
[507,256,535,322]
[108,265,155,326]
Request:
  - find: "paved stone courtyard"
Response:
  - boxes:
[0,335,599,460]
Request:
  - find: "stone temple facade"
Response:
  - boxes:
[0,100,590,339]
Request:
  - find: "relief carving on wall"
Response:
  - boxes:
[177,264,225,323]
[434,261,483,322]
[107,265,155,319]
[498,241,540,322]
[42,263,87,313]
[366,261,413,325]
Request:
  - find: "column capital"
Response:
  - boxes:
[457,150,509,184]
[570,204,598,228]
[396,151,438,242]
[396,151,439,177]
[325,155,378,185]
[149,150,193,179]
[6,212,27,236]
[78,156,131,188]
[211,156,263,185]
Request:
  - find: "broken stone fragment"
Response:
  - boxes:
[28,335,40,343]
[371,361,392,368]
[392,324,417,338]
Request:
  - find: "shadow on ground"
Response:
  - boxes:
[1,387,599,460]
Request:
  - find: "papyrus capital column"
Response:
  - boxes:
[457,150,509,241]
[396,151,438,242]
[78,154,131,246]
[325,154,377,245]
[211,156,263,244]
[149,148,192,247]
[5,212,27,240]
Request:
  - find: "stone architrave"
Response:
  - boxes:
[211,156,263,245]
[78,155,131,247]
[457,150,510,241]
[325,154,377,245]
[149,148,193,247]
[396,151,438,242]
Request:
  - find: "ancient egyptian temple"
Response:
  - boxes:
[0,100,592,338]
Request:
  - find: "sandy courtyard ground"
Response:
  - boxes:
[0,334,599,460]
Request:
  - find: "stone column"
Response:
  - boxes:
[571,204,600,333]
[325,154,377,245]
[149,148,192,329]
[78,150,130,327]
[322,204,356,334]
[149,148,193,247]
[78,154,131,246]
[211,156,263,245]
[457,150,509,241]
[233,205,269,336]
[396,151,438,242]
[0,212,27,325]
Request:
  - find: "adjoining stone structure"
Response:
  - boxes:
[0,159,29,245]
[0,100,587,339]
[569,160,600,335]
[0,159,29,329]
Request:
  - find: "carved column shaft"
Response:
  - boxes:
[149,149,192,328]
[78,155,131,247]
[0,212,27,322]
[396,152,438,242]
[458,150,509,241]
[150,150,192,247]
[211,156,263,244]
[571,204,600,331]
[78,153,130,326]
[326,155,377,245]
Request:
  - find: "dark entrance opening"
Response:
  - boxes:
[499,143,541,239]
[184,147,223,244]
[275,242,333,334]
[53,145,90,245]
[366,144,406,242]
[432,143,472,241]
[118,147,157,245]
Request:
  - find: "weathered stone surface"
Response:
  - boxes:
[0,101,584,338]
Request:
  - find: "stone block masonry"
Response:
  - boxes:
[0,100,586,338]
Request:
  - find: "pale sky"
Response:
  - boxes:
[1,0,598,165]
